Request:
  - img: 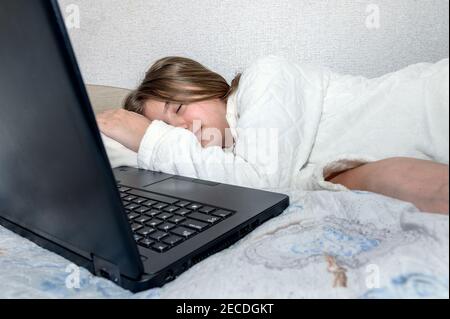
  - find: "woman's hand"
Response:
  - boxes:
[96,109,151,152]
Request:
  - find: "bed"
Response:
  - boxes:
[0,188,448,298]
[0,85,448,298]
[2,0,449,298]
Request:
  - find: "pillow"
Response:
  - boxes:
[101,134,139,169]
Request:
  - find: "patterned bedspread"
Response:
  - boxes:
[0,190,448,299]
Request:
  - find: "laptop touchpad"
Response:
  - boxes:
[113,167,173,188]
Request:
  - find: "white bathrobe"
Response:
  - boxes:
[103,55,449,192]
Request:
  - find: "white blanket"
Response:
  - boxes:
[103,55,449,195]
[1,190,448,298]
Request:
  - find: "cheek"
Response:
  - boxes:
[182,108,209,126]
[143,107,163,122]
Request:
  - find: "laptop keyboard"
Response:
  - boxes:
[117,185,234,253]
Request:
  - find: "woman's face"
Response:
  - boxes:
[142,98,232,148]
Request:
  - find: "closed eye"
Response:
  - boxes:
[164,102,184,115]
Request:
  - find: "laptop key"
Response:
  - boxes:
[158,222,176,232]
[162,235,183,246]
[127,212,140,221]
[175,208,191,216]
[181,219,209,231]
[146,219,163,228]
[187,203,202,210]
[168,215,186,224]
[143,200,158,207]
[124,195,137,202]
[131,223,143,232]
[145,209,161,217]
[127,189,179,205]
[157,212,173,220]
[176,201,191,208]
[149,231,168,241]
[152,243,170,253]
[163,206,179,213]
[134,234,143,242]
[135,215,151,224]
[153,202,168,210]
[137,227,155,237]
[135,207,150,214]
[139,238,155,248]
[118,186,131,193]
[212,210,233,218]
[189,212,220,224]
[171,227,196,239]
[132,197,148,205]
[125,203,140,211]
[199,206,215,214]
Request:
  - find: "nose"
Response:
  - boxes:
[174,119,189,130]
[168,115,188,129]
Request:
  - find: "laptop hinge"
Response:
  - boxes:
[92,255,122,285]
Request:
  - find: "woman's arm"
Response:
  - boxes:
[327,157,449,214]
[96,109,151,152]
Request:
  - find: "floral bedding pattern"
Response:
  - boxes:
[1,190,448,299]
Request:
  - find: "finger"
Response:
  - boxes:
[101,109,118,114]
[96,119,110,133]
[96,121,105,133]
[97,109,117,119]
[95,113,110,122]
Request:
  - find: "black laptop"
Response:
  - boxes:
[0,0,289,292]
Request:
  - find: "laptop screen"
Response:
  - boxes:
[0,0,142,279]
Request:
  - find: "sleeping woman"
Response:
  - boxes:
[96,55,449,215]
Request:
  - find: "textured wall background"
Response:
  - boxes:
[58,0,449,89]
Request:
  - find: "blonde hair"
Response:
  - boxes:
[124,56,241,114]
